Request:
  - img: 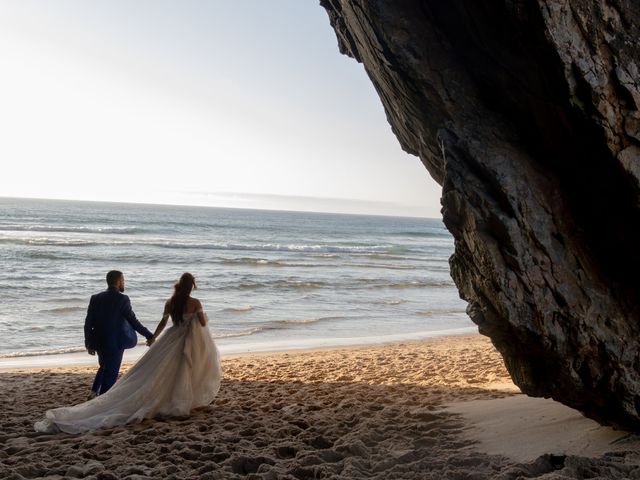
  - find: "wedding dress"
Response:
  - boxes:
[34,311,222,434]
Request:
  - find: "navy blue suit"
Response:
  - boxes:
[84,287,153,395]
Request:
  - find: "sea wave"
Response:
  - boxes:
[24,251,69,260]
[222,305,255,313]
[0,315,347,357]
[39,306,85,314]
[0,346,88,358]
[274,316,343,325]
[213,327,265,339]
[216,277,453,292]
[221,257,344,268]
[363,253,403,260]
[225,280,328,291]
[343,278,454,290]
[221,258,314,268]
[213,316,343,339]
[0,236,402,255]
[48,297,86,304]
[0,237,102,247]
[376,299,407,305]
[395,230,452,238]
[151,241,395,255]
[222,257,275,266]
[346,263,416,270]
[387,280,453,289]
[0,225,139,234]
[416,309,466,317]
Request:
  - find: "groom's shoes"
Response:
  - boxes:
[87,391,98,401]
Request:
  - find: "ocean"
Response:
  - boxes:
[0,197,474,367]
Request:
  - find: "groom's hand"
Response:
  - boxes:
[146,336,155,347]
[87,348,96,356]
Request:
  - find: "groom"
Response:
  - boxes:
[84,270,154,399]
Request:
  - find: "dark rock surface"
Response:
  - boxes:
[320,0,640,429]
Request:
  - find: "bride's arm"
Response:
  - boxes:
[149,301,171,344]
[194,299,207,326]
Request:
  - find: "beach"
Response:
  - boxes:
[2,333,638,479]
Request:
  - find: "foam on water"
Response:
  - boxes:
[221,305,255,313]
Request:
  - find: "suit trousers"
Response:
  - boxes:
[91,349,124,395]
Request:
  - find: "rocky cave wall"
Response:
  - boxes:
[320,0,640,429]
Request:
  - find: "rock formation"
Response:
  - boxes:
[320,0,640,429]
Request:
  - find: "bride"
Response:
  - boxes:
[35,273,222,434]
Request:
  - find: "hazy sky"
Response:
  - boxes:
[0,1,442,217]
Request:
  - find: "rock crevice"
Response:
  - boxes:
[321,0,640,429]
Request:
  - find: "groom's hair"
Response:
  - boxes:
[106,270,123,287]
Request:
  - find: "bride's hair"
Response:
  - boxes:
[170,272,197,324]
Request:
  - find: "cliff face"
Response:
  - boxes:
[320,0,640,429]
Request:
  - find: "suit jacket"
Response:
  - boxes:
[84,287,153,351]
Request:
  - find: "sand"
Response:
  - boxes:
[2,334,639,479]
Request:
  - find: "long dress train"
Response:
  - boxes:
[34,311,222,434]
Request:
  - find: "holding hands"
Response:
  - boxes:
[146,336,155,347]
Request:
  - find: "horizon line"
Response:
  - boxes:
[0,195,441,221]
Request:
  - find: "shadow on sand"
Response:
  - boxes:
[2,370,638,479]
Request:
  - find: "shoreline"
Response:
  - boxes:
[0,326,477,372]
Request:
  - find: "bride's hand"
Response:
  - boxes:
[146,336,155,347]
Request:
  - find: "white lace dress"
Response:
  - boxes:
[34,311,222,434]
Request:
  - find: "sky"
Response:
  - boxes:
[0,1,443,218]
